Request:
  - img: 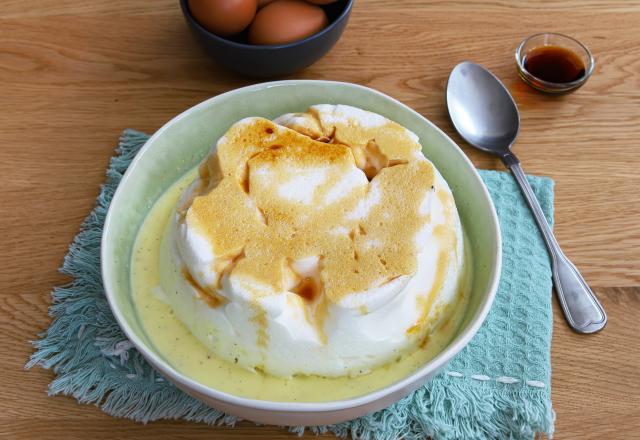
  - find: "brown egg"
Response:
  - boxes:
[188,0,257,36]
[248,0,328,45]
[257,0,276,6]
[305,0,339,4]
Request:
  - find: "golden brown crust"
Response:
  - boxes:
[184,110,446,304]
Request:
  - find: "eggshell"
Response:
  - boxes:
[188,0,257,36]
[258,0,276,6]
[305,0,339,4]
[248,0,328,45]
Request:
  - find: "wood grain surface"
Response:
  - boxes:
[1,1,639,438]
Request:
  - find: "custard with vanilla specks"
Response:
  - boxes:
[131,104,469,399]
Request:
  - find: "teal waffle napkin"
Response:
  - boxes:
[28,129,555,439]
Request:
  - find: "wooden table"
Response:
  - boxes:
[1,1,639,438]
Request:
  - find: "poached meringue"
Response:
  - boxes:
[158,105,465,378]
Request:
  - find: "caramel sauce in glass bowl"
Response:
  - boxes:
[516,33,595,93]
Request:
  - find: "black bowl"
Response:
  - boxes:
[180,0,353,77]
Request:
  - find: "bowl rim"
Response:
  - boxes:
[515,32,595,90]
[180,0,355,50]
[102,79,501,412]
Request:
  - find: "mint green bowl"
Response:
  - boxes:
[102,80,501,426]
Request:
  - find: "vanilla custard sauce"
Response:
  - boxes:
[131,168,470,402]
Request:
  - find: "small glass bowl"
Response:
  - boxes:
[516,32,595,93]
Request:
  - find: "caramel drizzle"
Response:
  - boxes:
[250,301,269,348]
[287,257,328,344]
[181,267,227,308]
[406,189,460,338]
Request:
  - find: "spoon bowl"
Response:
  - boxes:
[446,62,520,155]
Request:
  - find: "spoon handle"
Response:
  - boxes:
[503,154,607,334]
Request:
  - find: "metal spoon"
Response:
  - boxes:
[446,61,607,334]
